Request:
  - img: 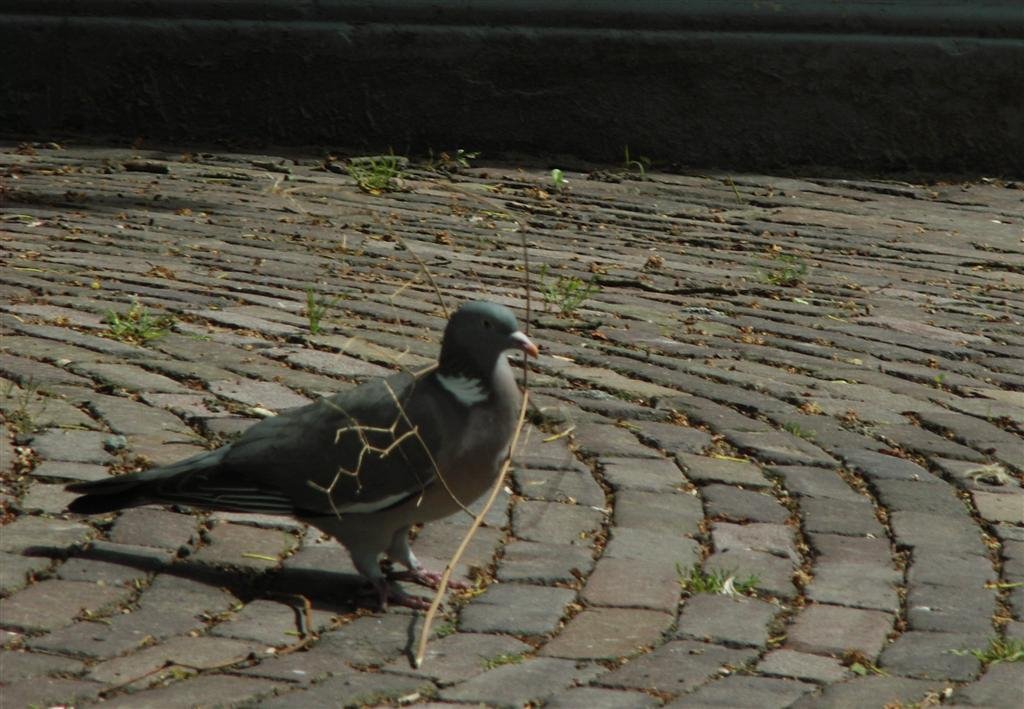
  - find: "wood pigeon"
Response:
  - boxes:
[65,301,538,608]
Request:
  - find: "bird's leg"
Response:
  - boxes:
[385,527,470,591]
[350,547,431,611]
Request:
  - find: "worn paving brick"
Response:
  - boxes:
[677,453,770,488]
[190,521,298,570]
[889,511,988,557]
[512,499,605,546]
[207,379,311,410]
[513,466,605,506]
[806,533,900,612]
[582,558,680,613]
[0,649,86,681]
[769,465,864,500]
[313,612,422,666]
[573,423,661,458]
[973,489,1024,524]
[631,420,713,455]
[603,528,701,569]
[878,631,986,681]
[597,639,758,695]
[460,582,576,635]
[874,478,968,516]
[209,598,337,646]
[786,603,894,659]
[0,677,104,708]
[801,497,887,537]
[0,551,52,595]
[789,676,945,708]
[948,661,1024,707]
[28,428,115,463]
[725,430,836,467]
[545,686,661,708]
[497,540,595,584]
[0,578,132,633]
[665,674,815,707]
[88,635,259,686]
[100,673,281,708]
[712,522,798,562]
[704,549,797,599]
[540,608,673,660]
[382,632,533,686]
[906,581,999,633]
[758,649,851,684]
[109,507,199,548]
[601,456,686,493]
[676,593,778,648]
[702,484,790,524]
[614,489,703,537]
[441,657,602,706]
[29,459,112,482]
[57,541,174,583]
[20,481,80,514]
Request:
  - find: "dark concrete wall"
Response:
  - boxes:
[2,1,1022,173]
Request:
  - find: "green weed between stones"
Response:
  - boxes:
[677,563,759,596]
[952,637,1024,665]
[347,154,404,194]
[550,168,567,192]
[482,652,525,669]
[305,289,337,335]
[105,300,174,344]
[758,254,809,287]
[782,421,816,441]
[1,378,42,434]
[538,264,599,317]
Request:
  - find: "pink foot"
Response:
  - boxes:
[389,568,470,591]
[370,580,432,611]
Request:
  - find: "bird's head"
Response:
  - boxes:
[438,301,537,382]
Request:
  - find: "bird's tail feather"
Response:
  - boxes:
[65,447,227,515]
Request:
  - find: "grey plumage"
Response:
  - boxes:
[66,301,537,607]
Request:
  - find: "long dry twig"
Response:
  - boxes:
[414,390,530,667]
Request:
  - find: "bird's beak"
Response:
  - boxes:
[510,331,539,358]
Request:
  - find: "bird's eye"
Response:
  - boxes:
[482,319,492,329]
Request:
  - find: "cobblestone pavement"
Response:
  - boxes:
[1,142,1022,708]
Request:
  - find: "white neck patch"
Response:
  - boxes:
[437,373,488,406]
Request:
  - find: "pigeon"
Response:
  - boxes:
[66,301,538,608]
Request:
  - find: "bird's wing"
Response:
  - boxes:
[219,370,455,516]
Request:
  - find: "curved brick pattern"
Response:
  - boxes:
[1,143,1021,705]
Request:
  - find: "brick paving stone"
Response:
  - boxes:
[540,608,673,660]
[236,644,357,684]
[712,522,799,562]
[209,598,337,645]
[601,456,687,493]
[907,552,995,589]
[280,348,392,379]
[704,549,797,599]
[789,676,945,708]
[889,511,988,557]
[702,484,790,524]
[596,639,758,695]
[0,677,104,708]
[20,481,80,514]
[973,489,1024,524]
[948,661,1024,707]
[677,453,769,488]
[314,612,422,666]
[0,352,96,388]
[207,379,312,410]
[512,499,605,546]
[768,465,863,500]
[191,521,298,570]
[906,581,999,633]
[0,649,86,681]
[582,558,680,613]
[631,420,713,455]
[0,551,52,595]
[57,541,174,583]
[514,428,589,471]
[101,673,281,708]
[603,528,701,570]
[786,603,894,659]
[88,635,259,686]
[513,466,605,506]
[497,540,595,584]
[878,631,986,681]
[86,392,194,438]
[545,686,661,708]
[676,594,778,648]
[725,430,837,467]
[28,428,115,463]
[874,478,969,516]
[839,448,938,482]
[260,670,433,708]
[665,674,815,707]
[758,649,851,684]
[69,361,192,393]
[573,423,661,458]
[440,657,602,706]
[614,489,703,537]
[658,396,774,433]
[109,507,199,548]
[875,423,987,462]
[801,497,887,537]
[460,582,576,635]
[382,632,532,686]
[0,578,132,632]
[806,533,900,611]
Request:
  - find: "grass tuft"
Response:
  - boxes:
[105,300,173,344]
